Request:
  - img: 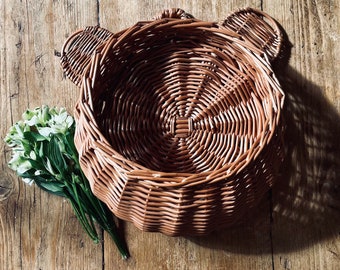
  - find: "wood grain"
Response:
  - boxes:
[1,1,339,269]
[0,1,102,269]
[264,1,340,269]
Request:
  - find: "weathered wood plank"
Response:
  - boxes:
[104,206,274,269]
[0,1,102,269]
[98,0,261,32]
[263,0,340,269]
[1,0,339,269]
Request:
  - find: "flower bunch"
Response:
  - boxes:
[5,106,129,259]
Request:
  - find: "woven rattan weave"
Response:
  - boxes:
[61,8,285,236]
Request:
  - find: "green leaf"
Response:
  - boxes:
[34,176,66,197]
[46,136,68,175]
[23,131,47,142]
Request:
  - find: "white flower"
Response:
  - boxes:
[47,108,74,134]
[30,151,37,160]
[38,127,54,137]
[23,106,50,126]
[34,170,42,176]
[9,156,32,175]
[25,115,40,126]
[5,105,74,182]
[17,106,75,138]
[22,178,34,185]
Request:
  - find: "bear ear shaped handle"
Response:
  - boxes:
[60,26,114,87]
[60,9,194,87]
[154,8,284,63]
[60,8,283,86]
[222,8,283,63]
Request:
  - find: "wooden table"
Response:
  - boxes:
[1,1,339,269]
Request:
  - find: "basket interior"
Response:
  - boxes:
[92,21,275,174]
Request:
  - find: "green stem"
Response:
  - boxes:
[66,181,99,243]
[66,190,100,243]
[99,206,130,259]
[62,131,130,258]
[76,174,130,259]
[71,155,130,259]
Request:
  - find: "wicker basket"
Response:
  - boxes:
[60,7,285,236]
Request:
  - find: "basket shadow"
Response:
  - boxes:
[186,64,340,254]
[269,65,340,253]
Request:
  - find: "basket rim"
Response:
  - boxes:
[74,16,285,185]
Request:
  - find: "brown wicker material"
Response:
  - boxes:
[60,7,285,236]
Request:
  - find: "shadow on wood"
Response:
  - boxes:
[187,30,340,254]
[269,65,340,253]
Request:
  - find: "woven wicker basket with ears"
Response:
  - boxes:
[61,8,285,236]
